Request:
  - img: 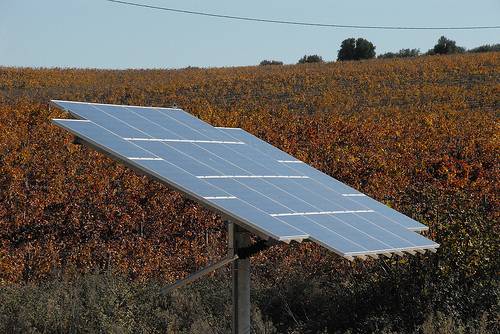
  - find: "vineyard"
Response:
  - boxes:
[0,52,499,333]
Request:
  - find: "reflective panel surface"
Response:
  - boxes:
[52,100,438,258]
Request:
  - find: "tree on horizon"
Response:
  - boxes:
[337,38,376,61]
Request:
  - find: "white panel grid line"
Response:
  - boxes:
[127,157,164,161]
[270,210,375,217]
[203,196,238,200]
[277,160,304,163]
[124,137,245,145]
[342,193,367,197]
[215,126,241,129]
[196,175,310,179]
[52,118,91,122]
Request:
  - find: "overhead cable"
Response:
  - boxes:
[105,0,500,30]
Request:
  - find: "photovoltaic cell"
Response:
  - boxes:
[52,100,439,259]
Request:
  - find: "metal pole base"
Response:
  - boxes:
[229,223,251,334]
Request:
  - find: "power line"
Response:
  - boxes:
[105,0,500,30]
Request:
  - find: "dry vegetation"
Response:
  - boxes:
[0,52,498,333]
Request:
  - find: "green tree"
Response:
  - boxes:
[337,38,376,61]
[259,60,284,66]
[337,38,356,61]
[432,36,465,55]
[297,55,323,64]
[468,44,500,53]
[378,48,420,59]
[355,38,376,60]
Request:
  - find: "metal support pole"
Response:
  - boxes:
[229,222,251,334]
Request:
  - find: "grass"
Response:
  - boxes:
[0,270,497,333]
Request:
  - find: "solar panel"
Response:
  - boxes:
[51,100,439,260]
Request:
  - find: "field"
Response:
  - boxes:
[0,52,499,333]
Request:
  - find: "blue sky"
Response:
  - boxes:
[1,0,499,69]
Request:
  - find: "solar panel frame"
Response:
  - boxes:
[51,100,439,259]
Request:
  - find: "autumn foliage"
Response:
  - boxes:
[0,52,498,331]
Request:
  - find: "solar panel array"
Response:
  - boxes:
[51,100,439,260]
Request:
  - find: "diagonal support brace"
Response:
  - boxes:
[161,254,238,295]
